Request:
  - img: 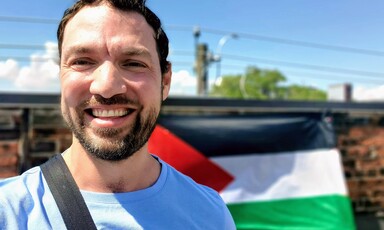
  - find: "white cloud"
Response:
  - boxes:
[353,85,384,102]
[0,43,200,95]
[3,48,384,103]
[0,41,60,92]
[0,59,20,80]
[169,70,197,96]
[15,59,59,92]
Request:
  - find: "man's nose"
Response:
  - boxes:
[89,62,127,98]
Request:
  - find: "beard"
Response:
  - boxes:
[62,95,160,162]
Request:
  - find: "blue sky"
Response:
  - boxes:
[1,0,384,100]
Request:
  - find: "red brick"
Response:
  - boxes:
[359,178,383,190]
[346,146,368,158]
[349,128,363,136]
[347,180,360,199]
[359,160,380,171]
[363,136,384,146]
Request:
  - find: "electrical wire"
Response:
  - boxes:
[222,53,384,79]
[170,50,384,80]
[0,43,49,50]
[1,14,384,84]
[2,46,383,83]
[217,64,384,84]
[0,16,58,24]
[199,27,384,57]
[0,56,55,62]
[1,15,383,57]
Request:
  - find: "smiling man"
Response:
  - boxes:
[0,0,235,229]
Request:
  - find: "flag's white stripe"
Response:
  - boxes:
[211,148,348,203]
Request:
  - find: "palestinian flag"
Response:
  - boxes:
[148,113,355,229]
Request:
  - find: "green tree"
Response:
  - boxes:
[286,84,326,101]
[210,66,326,101]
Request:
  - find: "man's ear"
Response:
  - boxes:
[162,63,172,101]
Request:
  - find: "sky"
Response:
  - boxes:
[1,0,384,101]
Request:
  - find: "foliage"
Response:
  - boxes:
[210,66,326,101]
[285,84,327,101]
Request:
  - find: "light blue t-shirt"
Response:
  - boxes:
[0,157,235,229]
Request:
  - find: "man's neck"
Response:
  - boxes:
[62,144,161,193]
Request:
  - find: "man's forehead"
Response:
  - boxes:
[68,4,149,27]
[64,5,155,39]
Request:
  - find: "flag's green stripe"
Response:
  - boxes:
[227,195,355,230]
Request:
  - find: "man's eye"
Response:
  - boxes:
[123,61,147,68]
[73,59,92,65]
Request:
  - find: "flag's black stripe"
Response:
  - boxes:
[156,113,335,157]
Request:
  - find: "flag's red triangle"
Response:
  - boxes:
[148,125,234,192]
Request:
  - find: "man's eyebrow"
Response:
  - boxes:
[64,46,94,57]
[63,46,153,59]
[67,46,91,54]
[121,48,152,59]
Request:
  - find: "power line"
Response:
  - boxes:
[1,15,383,57]
[2,43,383,81]
[165,25,384,57]
[280,70,383,85]
[201,27,384,57]
[1,56,380,86]
[169,25,384,57]
[0,16,58,24]
[223,53,384,79]
[217,64,383,85]
[170,61,193,67]
[170,50,194,56]
[170,50,384,80]
[0,56,56,62]
[0,43,50,50]
[164,25,193,32]
[170,56,384,85]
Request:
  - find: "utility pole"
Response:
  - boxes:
[196,43,209,96]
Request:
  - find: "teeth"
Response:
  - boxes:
[92,109,129,117]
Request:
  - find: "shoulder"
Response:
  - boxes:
[160,158,219,196]
[0,166,65,229]
[0,167,45,228]
[158,159,236,229]
[0,166,42,188]
[0,166,43,209]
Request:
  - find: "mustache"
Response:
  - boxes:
[80,95,139,108]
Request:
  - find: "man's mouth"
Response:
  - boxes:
[85,108,133,118]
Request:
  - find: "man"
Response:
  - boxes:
[0,0,236,229]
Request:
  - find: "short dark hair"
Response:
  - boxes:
[57,0,170,74]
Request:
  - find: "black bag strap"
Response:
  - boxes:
[40,154,97,230]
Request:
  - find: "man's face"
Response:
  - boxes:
[59,4,171,161]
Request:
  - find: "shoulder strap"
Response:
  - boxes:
[40,154,97,230]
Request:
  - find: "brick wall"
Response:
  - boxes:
[28,127,72,167]
[0,110,20,179]
[336,115,384,213]
[0,108,72,176]
[2,108,384,215]
[0,141,19,178]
